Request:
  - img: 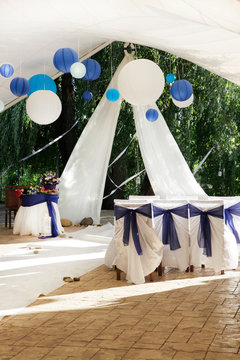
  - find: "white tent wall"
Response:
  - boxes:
[58,54,133,224]
[133,104,207,199]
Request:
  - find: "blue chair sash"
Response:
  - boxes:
[114,203,152,255]
[22,194,59,238]
[225,202,240,244]
[152,204,188,250]
[189,204,224,257]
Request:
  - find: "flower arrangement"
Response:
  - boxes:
[40,171,60,190]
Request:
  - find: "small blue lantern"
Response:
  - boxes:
[0,64,14,78]
[10,77,30,96]
[146,109,159,122]
[106,88,120,102]
[170,80,193,101]
[53,48,78,73]
[166,73,175,83]
[28,74,57,96]
[82,91,93,101]
[82,59,101,81]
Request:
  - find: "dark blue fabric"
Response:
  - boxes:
[22,194,59,238]
[153,204,188,250]
[189,204,224,257]
[225,202,240,244]
[114,203,152,255]
[22,194,46,207]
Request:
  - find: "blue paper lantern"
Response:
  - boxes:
[10,77,30,96]
[146,109,159,122]
[0,64,14,78]
[170,80,193,101]
[53,48,78,73]
[82,91,93,101]
[106,88,120,102]
[166,73,175,83]
[82,59,101,81]
[28,74,57,96]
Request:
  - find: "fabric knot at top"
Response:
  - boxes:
[153,204,188,251]
[189,204,223,257]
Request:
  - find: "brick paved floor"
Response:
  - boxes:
[0,258,239,359]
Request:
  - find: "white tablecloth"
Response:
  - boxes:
[13,202,64,236]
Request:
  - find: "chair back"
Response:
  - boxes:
[5,185,30,209]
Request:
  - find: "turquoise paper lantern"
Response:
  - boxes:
[0,64,14,78]
[53,48,78,73]
[146,109,159,122]
[166,73,175,83]
[10,77,30,96]
[106,88,120,102]
[28,74,57,96]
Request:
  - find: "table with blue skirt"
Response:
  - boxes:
[13,193,64,237]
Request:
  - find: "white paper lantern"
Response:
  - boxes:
[70,62,86,78]
[172,94,194,108]
[0,100,4,112]
[26,90,62,125]
[118,59,165,106]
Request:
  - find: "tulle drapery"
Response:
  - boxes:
[58,54,133,224]
[133,104,207,199]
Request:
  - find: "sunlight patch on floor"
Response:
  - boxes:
[19,271,239,315]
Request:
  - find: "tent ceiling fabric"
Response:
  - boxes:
[0,0,240,109]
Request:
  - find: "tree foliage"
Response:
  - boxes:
[0,41,240,203]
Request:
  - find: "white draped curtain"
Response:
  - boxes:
[58,54,133,224]
[133,104,207,200]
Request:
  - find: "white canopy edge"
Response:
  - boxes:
[0,0,240,109]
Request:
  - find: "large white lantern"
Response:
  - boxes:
[70,62,86,79]
[172,94,194,108]
[118,59,165,106]
[26,90,62,125]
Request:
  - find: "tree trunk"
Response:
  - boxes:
[54,74,78,171]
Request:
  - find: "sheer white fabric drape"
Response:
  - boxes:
[133,104,207,200]
[58,54,133,224]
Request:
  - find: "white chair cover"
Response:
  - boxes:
[152,200,190,272]
[13,203,64,236]
[222,198,240,268]
[113,200,163,284]
[189,200,225,272]
[129,195,160,200]
[104,199,149,268]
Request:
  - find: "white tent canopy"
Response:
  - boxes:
[0,0,240,109]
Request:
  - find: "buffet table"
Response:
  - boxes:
[13,193,64,237]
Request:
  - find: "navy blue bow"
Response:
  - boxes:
[153,204,188,250]
[189,204,224,257]
[114,203,152,255]
[225,202,240,244]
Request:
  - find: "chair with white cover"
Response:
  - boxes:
[189,200,225,273]
[129,195,160,201]
[113,200,163,284]
[104,199,150,269]
[152,200,190,273]
[223,198,240,269]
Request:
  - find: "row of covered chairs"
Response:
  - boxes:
[105,196,240,284]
